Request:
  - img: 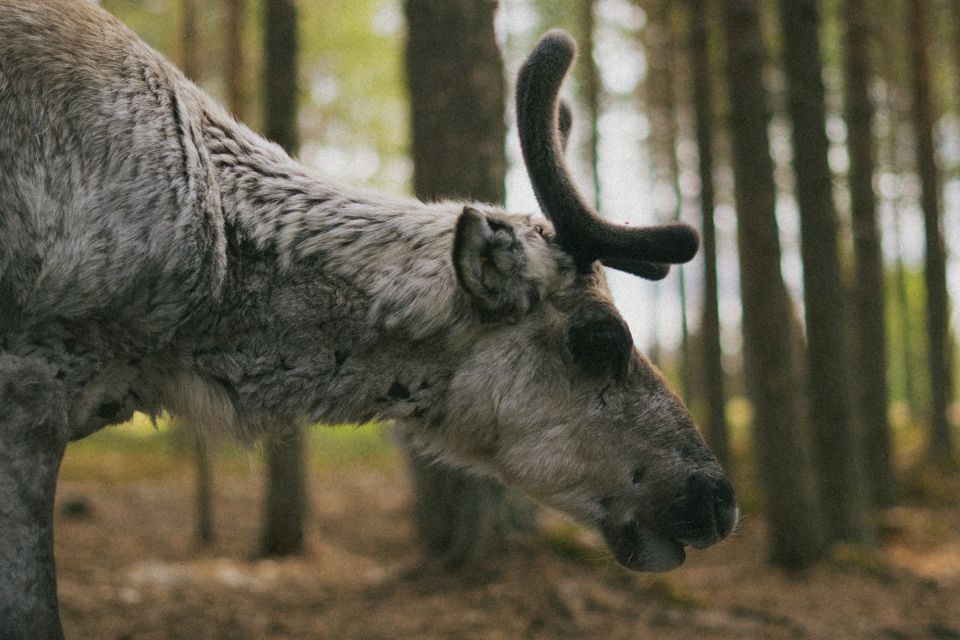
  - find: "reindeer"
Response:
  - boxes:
[0,1,738,636]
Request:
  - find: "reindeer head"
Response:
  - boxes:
[407,30,737,572]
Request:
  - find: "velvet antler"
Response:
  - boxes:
[516,30,699,280]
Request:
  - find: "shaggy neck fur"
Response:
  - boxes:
[201,108,469,340]
[135,106,481,438]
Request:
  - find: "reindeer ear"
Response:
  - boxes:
[452,206,538,316]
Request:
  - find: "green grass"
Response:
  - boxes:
[60,412,399,483]
[307,422,397,469]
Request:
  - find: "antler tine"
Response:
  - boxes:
[515,30,699,278]
[554,101,670,280]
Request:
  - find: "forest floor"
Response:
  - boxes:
[55,423,960,640]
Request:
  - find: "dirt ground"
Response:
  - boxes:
[55,452,960,640]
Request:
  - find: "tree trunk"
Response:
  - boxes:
[687,0,731,470]
[845,0,896,508]
[224,0,247,120]
[259,0,307,557]
[262,0,299,155]
[403,0,529,568]
[405,0,505,203]
[778,0,871,544]
[194,432,214,545]
[579,0,602,210]
[877,24,918,416]
[721,0,826,569]
[261,428,307,555]
[179,0,215,547]
[908,0,955,460]
[180,0,200,81]
[646,0,690,400]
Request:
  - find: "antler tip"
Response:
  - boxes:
[531,29,577,64]
[675,225,700,262]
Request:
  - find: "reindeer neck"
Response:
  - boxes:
[143,109,469,435]
[201,110,467,340]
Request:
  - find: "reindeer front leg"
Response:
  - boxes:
[0,355,68,640]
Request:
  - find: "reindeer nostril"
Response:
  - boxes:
[713,477,738,538]
[631,467,646,486]
[714,477,736,509]
[675,472,738,545]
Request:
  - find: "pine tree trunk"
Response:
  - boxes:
[688,0,731,470]
[646,0,690,399]
[261,429,307,555]
[194,432,214,545]
[403,0,529,568]
[224,0,247,120]
[908,0,955,461]
[579,0,602,210]
[180,0,200,81]
[778,0,871,544]
[845,0,896,507]
[878,38,918,415]
[262,0,299,155]
[721,0,826,569]
[178,0,215,547]
[259,0,307,557]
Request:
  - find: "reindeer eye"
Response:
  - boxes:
[568,309,631,378]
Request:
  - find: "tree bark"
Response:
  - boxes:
[224,0,247,120]
[579,0,602,210]
[179,0,215,547]
[908,0,955,460]
[261,428,307,555]
[194,431,214,545]
[877,14,918,416]
[406,0,505,203]
[180,0,200,81]
[403,0,528,568]
[721,0,826,569]
[778,0,871,544]
[845,0,896,507]
[687,0,731,470]
[259,0,308,557]
[646,0,690,400]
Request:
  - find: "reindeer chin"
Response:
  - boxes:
[600,519,687,572]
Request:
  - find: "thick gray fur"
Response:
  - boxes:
[0,2,736,637]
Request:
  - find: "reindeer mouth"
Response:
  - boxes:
[599,518,687,572]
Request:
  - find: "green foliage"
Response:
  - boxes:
[100,0,408,191]
[885,265,931,410]
[101,0,179,56]
[297,1,409,191]
[527,0,579,37]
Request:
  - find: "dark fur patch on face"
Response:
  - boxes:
[567,306,632,379]
[387,381,411,400]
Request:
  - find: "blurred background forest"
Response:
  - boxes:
[58,0,960,638]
